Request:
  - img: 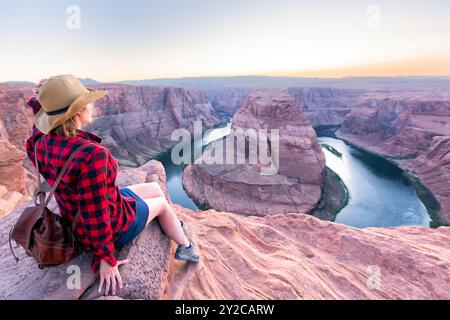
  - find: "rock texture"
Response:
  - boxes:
[0,83,222,216]
[288,87,364,126]
[86,84,222,167]
[206,86,366,125]
[0,160,172,300]
[0,84,36,217]
[338,97,450,225]
[168,205,450,300]
[183,90,326,215]
[206,87,253,117]
[1,159,449,300]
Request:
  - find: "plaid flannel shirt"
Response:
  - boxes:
[25,96,137,273]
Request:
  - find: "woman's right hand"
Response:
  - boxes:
[98,259,129,296]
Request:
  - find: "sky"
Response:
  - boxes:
[0,0,449,82]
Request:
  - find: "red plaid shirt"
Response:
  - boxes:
[25,96,137,273]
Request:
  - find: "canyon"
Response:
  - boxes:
[0,159,448,299]
[0,83,222,217]
[183,90,329,216]
[337,95,450,225]
[0,78,449,299]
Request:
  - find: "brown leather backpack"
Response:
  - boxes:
[9,137,91,269]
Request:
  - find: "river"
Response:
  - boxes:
[160,124,431,228]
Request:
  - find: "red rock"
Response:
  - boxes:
[169,205,450,300]
[0,84,35,216]
[86,85,222,167]
[183,90,326,216]
[338,97,450,224]
[0,160,171,300]
[0,83,221,216]
[288,87,364,126]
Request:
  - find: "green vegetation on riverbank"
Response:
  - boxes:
[311,167,349,221]
[321,143,343,158]
[336,134,446,228]
[403,175,447,228]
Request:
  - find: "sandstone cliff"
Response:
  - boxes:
[1,82,450,300]
[183,90,326,216]
[338,97,450,225]
[288,87,364,126]
[1,160,449,300]
[0,160,172,300]
[0,83,223,216]
[86,84,222,167]
[0,84,36,217]
[169,205,450,300]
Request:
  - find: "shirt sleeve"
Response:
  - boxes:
[77,146,117,273]
[25,96,44,165]
[26,96,42,116]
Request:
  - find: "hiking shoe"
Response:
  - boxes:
[175,243,200,263]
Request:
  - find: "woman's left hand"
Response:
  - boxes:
[98,259,129,296]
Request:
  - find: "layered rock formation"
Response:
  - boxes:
[1,160,449,300]
[338,97,450,225]
[0,84,36,217]
[287,87,364,126]
[183,90,326,215]
[168,206,450,300]
[86,84,222,167]
[205,87,253,117]
[206,86,366,125]
[0,160,173,300]
[0,83,222,216]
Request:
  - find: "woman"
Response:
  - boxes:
[25,74,199,296]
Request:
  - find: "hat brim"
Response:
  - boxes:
[34,90,107,135]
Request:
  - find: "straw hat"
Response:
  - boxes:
[34,74,107,134]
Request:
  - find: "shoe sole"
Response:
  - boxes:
[175,254,200,263]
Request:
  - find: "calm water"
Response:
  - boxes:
[161,125,431,228]
[320,137,430,228]
[161,122,232,210]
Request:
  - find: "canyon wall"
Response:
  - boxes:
[287,87,365,126]
[1,160,448,300]
[171,205,450,300]
[0,160,172,300]
[0,84,36,217]
[86,84,222,167]
[0,83,222,216]
[338,97,450,225]
[183,90,326,216]
[205,87,253,117]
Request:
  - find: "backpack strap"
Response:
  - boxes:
[34,137,46,205]
[43,143,93,208]
[33,136,94,208]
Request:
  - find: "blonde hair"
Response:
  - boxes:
[51,117,79,138]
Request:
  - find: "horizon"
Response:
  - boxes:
[0,0,449,82]
[2,74,449,85]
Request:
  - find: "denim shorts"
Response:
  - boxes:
[115,187,150,249]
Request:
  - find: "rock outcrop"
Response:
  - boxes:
[1,159,449,300]
[288,87,365,126]
[0,160,172,300]
[86,84,222,167]
[168,205,450,300]
[0,84,36,217]
[183,90,326,216]
[338,97,450,225]
[205,87,253,117]
[0,83,223,216]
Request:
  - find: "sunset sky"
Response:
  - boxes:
[0,0,449,82]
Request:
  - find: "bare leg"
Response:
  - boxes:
[126,182,165,199]
[142,196,190,246]
[126,182,189,246]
